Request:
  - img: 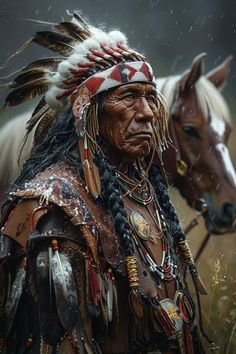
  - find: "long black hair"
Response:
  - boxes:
[11,109,78,190]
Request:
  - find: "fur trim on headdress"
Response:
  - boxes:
[45,87,68,111]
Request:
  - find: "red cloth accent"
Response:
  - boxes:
[85,77,106,96]
[125,64,139,80]
[108,65,123,82]
[140,62,152,80]
[88,255,100,305]
[69,68,89,75]
[183,323,195,354]
[179,300,189,322]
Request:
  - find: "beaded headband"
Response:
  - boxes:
[56,61,154,102]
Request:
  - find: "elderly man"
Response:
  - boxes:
[0,13,211,354]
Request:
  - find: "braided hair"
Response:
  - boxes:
[149,164,186,246]
[95,152,134,256]
[4,99,185,257]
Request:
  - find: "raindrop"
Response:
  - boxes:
[170,55,183,72]
[197,175,202,182]
[208,33,213,42]
[214,56,222,65]
[148,0,159,10]
[200,16,207,27]
[189,25,193,32]
[219,286,227,291]
[208,147,213,153]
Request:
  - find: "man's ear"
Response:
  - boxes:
[206,56,233,91]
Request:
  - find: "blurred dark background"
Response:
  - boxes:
[1,1,236,351]
[0,0,236,121]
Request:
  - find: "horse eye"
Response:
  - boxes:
[183,125,200,139]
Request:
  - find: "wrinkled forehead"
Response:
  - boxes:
[95,82,157,113]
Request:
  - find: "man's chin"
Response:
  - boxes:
[121,145,151,160]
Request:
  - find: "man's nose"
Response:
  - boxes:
[134,97,154,123]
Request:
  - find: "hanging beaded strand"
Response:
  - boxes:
[117,177,155,205]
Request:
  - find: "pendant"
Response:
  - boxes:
[158,298,183,338]
[129,211,151,241]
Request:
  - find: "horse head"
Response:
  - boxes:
[161,54,236,234]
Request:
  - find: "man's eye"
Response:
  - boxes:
[146,95,156,103]
[124,93,135,99]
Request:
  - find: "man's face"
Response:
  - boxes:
[98,82,158,161]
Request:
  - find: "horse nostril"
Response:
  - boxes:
[221,202,236,224]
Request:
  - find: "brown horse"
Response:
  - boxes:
[157,53,236,235]
[0,54,235,237]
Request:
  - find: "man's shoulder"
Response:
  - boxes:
[10,162,89,223]
[11,162,83,205]
[2,162,89,249]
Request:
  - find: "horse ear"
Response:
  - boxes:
[180,52,207,91]
[206,55,233,91]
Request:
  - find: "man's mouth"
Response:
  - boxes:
[130,131,152,139]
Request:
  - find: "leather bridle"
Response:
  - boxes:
[167,90,211,262]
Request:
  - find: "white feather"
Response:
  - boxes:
[45,87,69,111]
[73,38,100,56]
[109,30,128,45]
[69,54,88,66]
[57,61,74,78]
[51,73,64,86]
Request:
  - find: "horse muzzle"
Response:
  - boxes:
[203,201,236,235]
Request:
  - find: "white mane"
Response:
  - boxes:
[196,77,231,123]
[156,75,180,109]
[0,113,33,188]
[156,75,231,123]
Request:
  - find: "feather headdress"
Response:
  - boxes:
[3,12,154,117]
[1,12,168,195]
